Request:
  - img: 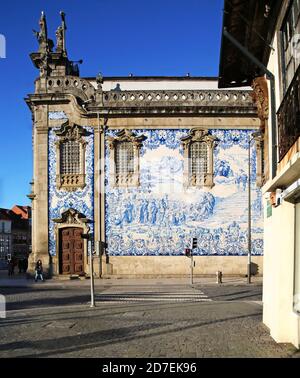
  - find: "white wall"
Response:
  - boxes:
[88,78,251,91]
[262,0,300,349]
[263,199,300,347]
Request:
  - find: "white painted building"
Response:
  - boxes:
[219,0,300,349]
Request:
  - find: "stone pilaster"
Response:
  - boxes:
[28,105,49,276]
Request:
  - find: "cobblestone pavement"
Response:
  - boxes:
[0,281,299,358]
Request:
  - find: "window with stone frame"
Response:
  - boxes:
[189,141,209,185]
[60,140,81,175]
[181,129,217,188]
[115,141,135,177]
[55,121,87,191]
[107,130,146,188]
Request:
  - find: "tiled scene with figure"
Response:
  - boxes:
[105,129,263,257]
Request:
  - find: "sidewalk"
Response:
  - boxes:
[0,270,262,288]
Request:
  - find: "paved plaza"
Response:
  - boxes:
[0,275,299,358]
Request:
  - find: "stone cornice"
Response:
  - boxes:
[26,83,257,117]
[33,75,96,102]
[89,89,256,116]
[101,89,253,107]
[25,93,88,118]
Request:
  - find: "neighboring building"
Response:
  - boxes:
[0,206,31,262]
[0,209,12,261]
[26,12,263,278]
[219,0,300,348]
[10,206,32,260]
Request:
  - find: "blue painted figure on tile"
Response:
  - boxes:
[104,128,263,257]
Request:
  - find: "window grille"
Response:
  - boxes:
[189,142,208,183]
[115,142,134,175]
[60,140,81,174]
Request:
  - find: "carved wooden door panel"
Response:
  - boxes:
[60,228,84,275]
[73,228,84,275]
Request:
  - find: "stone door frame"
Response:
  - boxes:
[52,208,90,276]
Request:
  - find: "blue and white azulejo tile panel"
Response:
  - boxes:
[48,111,68,120]
[48,126,94,256]
[105,129,263,256]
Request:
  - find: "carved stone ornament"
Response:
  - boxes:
[107,130,147,187]
[55,120,87,142]
[251,77,269,128]
[181,128,217,189]
[52,208,88,225]
[54,121,88,191]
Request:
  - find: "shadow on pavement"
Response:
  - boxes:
[0,312,262,358]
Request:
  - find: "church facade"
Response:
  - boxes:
[26,13,263,277]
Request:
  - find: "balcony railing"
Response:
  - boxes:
[277,65,300,161]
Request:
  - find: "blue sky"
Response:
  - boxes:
[0,0,223,209]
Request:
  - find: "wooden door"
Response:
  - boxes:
[60,228,84,275]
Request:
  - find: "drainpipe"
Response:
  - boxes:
[223,28,277,179]
[97,111,102,278]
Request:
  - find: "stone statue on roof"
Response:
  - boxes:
[56,11,67,54]
[33,11,54,53]
[55,26,64,52]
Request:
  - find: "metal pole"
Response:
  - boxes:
[247,138,252,284]
[190,253,194,285]
[89,239,95,307]
[97,111,102,278]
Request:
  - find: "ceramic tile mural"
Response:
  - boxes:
[48,111,68,120]
[48,121,94,256]
[105,129,263,256]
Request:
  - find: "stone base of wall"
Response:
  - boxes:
[27,255,263,278]
[102,256,263,278]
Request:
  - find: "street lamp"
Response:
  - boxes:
[81,224,95,307]
[247,131,262,284]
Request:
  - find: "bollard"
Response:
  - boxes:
[216,271,222,284]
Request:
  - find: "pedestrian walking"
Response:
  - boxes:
[8,260,14,276]
[35,260,44,282]
[23,258,28,273]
